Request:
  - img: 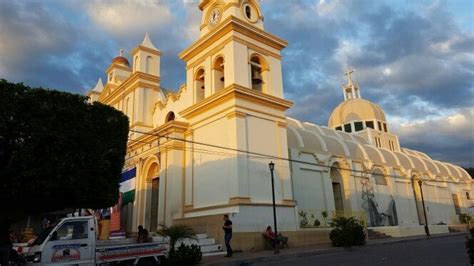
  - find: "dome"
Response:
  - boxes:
[112,56,130,67]
[328,98,386,128]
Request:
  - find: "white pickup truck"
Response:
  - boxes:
[25,216,168,265]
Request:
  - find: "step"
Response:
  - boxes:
[176,237,216,246]
[202,251,227,257]
[200,244,223,253]
[198,238,216,245]
[196,233,208,239]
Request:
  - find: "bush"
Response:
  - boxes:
[321,211,329,226]
[329,216,366,247]
[314,219,321,227]
[460,213,472,224]
[298,211,309,227]
[157,225,195,250]
[162,243,202,266]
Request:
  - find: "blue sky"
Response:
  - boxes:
[0,0,472,166]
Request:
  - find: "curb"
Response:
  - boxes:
[367,231,468,247]
[202,232,468,265]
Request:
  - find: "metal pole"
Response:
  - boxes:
[418,180,430,237]
[269,162,279,254]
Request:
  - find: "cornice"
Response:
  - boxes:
[105,62,131,74]
[128,121,189,150]
[99,71,160,104]
[131,45,162,56]
[199,0,210,11]
[179,83,293,119]
[179,16,288,62]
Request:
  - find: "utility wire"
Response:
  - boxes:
[127,129,470,185]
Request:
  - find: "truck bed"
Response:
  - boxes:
[95,239,168,263]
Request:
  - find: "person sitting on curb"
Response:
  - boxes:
[265,226,278,248]
[265,226,289,249]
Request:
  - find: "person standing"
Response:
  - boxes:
[222,214,233,257]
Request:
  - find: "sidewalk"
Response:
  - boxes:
[201,232,467,265]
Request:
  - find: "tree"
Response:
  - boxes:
[329,216,366,247]
[0,79,129,238]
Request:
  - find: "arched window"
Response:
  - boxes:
[165,111,175,123]
[146,56,153,74]
[195,68,205,103]
[249,55,267,92]
[213,56,225,92]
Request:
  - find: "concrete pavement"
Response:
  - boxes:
[201,232,469,266]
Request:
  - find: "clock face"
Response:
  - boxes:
[208,8,221,27]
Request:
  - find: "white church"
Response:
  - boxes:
[88,0,472,249]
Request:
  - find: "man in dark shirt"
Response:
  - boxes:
[222,214,233,257]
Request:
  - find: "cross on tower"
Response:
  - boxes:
[344,68,355,85]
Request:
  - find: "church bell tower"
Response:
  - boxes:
[179,0,297,230]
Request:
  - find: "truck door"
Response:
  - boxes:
[42,219,94,265]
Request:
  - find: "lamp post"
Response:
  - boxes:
[269,161,279,254]
[418,180,430,237]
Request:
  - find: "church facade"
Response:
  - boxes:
[88,0,472,239]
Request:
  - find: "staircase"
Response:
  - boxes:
[153,233,225,257]
[367,229,392,240]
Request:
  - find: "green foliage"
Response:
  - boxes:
[321,210,329,226]
[321,211,328,218]
[0,79,129,228]
[162,243,202,266]
[459,213,472,224]
[298,211,309,227]
[314,219,321,227]
[329,216,366,247]
[157,225,196,250]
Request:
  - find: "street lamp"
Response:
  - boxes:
[418,180,430,237]
[269,161,279,254]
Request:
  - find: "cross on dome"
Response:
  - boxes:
[342,67,361,101]
[344,68,355,86]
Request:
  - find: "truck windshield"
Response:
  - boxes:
[32,227,53,246]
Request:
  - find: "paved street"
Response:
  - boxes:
[256,234,469,266]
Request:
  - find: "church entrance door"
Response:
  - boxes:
[150,177,159,231]
[411,178,426,225]
[332,182,344,212]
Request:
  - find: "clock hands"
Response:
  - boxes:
[209,9,220,25]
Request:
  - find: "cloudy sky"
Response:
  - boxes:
[0,0,472,166]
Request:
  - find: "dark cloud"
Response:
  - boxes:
[0,0,471,166]
[393,108,474,167]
